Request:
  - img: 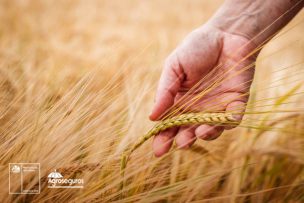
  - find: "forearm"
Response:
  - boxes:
[208,0,303,47]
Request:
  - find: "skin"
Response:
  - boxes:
[150,0,303,157]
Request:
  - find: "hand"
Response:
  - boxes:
[149,25,257,157]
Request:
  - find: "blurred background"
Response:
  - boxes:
[0,0,303,202]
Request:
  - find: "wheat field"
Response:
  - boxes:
[0,0,303,202]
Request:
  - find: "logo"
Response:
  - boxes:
[11,165,21,173]
[47,169,84,189]
[9,163,40,194]
[48,169,63,179]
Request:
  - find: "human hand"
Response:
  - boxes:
[149,25,257,157]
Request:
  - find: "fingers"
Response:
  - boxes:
[153,127,178,157]
[149,55,184,121]
[195,125,224,140]
[152,100,247,155]
[194,100,247,140]
[153,126,197,157]
[175,126,196,149]
[152,100,247,156]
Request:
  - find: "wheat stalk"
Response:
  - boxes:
[40,112,237,191]
[120,112,238,188]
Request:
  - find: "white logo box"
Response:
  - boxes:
[9,163,40,194]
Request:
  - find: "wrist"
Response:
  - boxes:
[207,0,303,48]
[207,1,267,48]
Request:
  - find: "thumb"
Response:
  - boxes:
[149,57,184,121]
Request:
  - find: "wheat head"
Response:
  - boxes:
[120,112,238,187]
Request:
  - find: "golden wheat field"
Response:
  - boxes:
[0,0,303,202]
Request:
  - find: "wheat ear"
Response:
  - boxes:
[120,112,238,186]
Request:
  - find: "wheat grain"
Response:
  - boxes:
[120,112,238,188]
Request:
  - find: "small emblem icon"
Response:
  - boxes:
[48,169,63,179]
[11,165,21,173]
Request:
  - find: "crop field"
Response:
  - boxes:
[0,0,303,202]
